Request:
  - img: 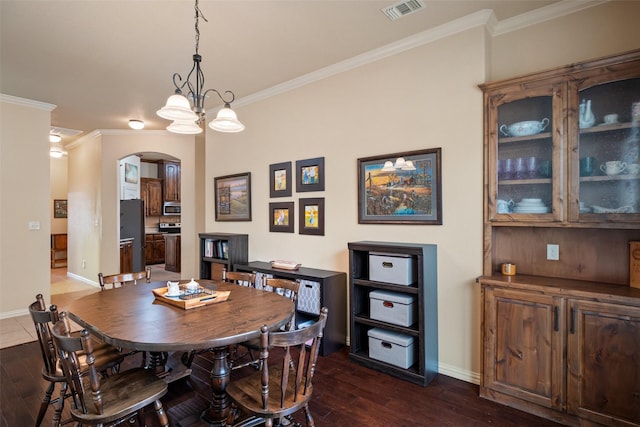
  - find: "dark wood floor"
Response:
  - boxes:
[1,340,562,427]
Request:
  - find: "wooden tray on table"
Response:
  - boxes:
[152,287,230,310]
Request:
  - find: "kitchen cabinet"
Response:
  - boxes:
[141,178,162,217]
[480,49,640,282]
[50,234,67,268]
[119,239,133,274]
[158,160,180,202]
[145,234,165,265]
[235,261,346,356]
[348,241,438,386]
[199,233,248,280]
[479,275,640,426]
[164,234,180,272]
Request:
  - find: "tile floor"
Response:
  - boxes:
[0,265,180,349]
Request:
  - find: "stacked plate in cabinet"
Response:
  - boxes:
[512,198,550,214]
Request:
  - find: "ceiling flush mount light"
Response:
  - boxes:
[157,0,244,134]
[49,134,62,143]
[128,119,145,130]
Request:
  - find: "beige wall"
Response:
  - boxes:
[1,96,54,316]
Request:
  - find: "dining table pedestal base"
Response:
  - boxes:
[200,346,231,426]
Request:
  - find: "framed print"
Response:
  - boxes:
[296,157,325,192]
[358,148,442,225]
[54,199,68,218]
[269,202,294,233]
[214,172,252,221]
[269,161,292,198]
[124,163,139,184]
[299,197,324,236]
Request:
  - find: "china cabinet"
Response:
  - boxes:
[348,241,438,386]
[479,49,640,426]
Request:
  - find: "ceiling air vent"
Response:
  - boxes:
[381,0,425,21]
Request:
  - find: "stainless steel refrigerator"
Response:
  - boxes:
[120,199,145,272]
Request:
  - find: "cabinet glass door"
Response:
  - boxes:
[488,85,563,222]
[573,78,640,221]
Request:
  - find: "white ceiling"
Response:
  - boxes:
[1,0,561,142]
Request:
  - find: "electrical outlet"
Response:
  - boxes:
[547,244,559,261]
[28,221,40,230]
[82,260,86,269]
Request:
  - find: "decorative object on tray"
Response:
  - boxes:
[271,260,301,270]
[153,284,230,309]
[357,148,442,225]
[499,118,549,137]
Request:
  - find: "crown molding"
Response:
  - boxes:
[234,1,609,109]
[492,0,609,36]
[0,93,56,111]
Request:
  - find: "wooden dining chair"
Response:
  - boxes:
[226,307,328,427]
[223,268,256,287]
[29,294,124,427]
[230,277,301,371]
[98,266,151,290]
[51,311,170,427]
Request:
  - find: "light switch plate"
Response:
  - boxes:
[547,244,559,261]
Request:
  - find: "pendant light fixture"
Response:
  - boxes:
[157,0,244,134]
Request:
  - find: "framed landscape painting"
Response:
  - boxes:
[357,148,442,225]
[214,172,252,221]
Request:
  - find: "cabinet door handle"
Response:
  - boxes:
[570,308,575,334]
[554,306,559,331]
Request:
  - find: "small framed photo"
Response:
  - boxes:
[296,157,325,192]
[269,202,294,233]
[214,172,252,221]
[269,161,292,198]
[357,148,442,225]
[54,199,68,218]
[299,197,324,236]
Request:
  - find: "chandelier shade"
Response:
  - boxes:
[209,104,245,133]
[157,0,244,134]
[167,119,203,135]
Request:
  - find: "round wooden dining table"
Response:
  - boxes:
[66,279,295,426]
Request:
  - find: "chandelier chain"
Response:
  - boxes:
[194,0,208,55]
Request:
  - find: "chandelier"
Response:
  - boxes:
[157,0,244,134]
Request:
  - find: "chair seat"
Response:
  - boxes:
[226,365,313,418]
[70,367,167,424]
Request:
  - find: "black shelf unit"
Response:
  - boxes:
[199,233,248,280]
[348,241,438,386]
[235,261,346,356]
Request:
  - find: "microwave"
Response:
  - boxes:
[163,202,181,215]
